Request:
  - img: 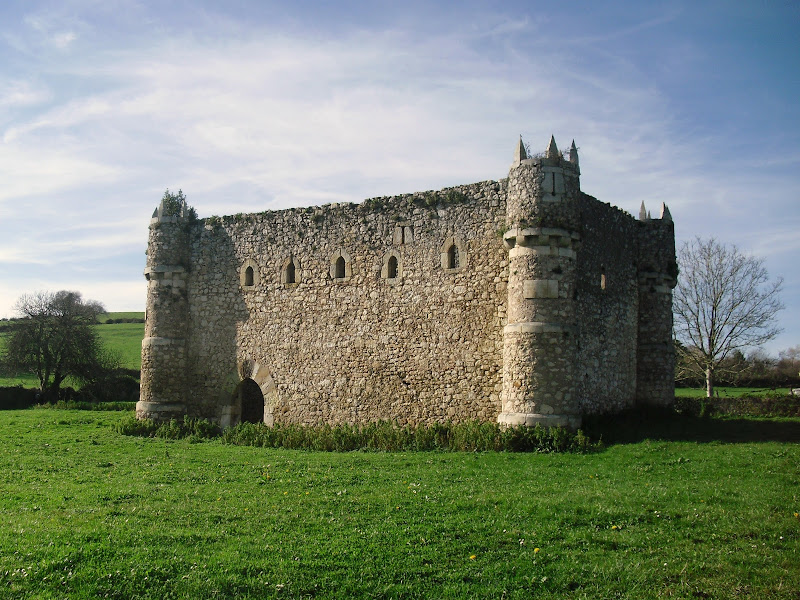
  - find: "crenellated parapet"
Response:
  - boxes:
[506,135,581,231]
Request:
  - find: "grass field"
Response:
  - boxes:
[96,321,145,371]
[0,409,797,599]
[96,311,145,323]
[676,386,792,398]
[0,313,145,387]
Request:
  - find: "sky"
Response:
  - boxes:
[0,0,798,355]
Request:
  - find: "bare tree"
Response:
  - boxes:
[777,345,800,380]
[3,291,107,400]
[673,238,784,397]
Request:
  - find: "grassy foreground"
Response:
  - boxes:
[0,410,798,599]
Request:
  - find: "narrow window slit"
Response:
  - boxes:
[447,244,459,270]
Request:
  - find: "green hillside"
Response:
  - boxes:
[97,311,145,323]
[0,312,145,388]
[96,322,145,370]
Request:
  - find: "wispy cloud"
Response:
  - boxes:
[0,2,797,352]
[0,145,119,206]
[23,10,82,50]
[0,80,50,109]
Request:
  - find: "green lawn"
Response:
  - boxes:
[0,409,797,599]
[676,386,792,398]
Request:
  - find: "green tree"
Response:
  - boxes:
[3,291,109,400]
[673,238,784,397]
[161,188,197,220]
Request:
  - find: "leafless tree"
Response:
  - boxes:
[777,345,800,380]
[673,238,784,397]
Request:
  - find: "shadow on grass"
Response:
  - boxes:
[584,408,800,445]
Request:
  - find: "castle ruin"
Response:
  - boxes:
[137,136,676,429]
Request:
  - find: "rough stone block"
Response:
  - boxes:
[523,279,558,299]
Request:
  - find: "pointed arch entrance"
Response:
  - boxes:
[226,358,278,427]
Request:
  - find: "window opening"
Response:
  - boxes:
[335,256,346,279]
[600,267,607,291]
[447,244,459,270]
[286,260,296,284]
[387,255,398,279]
[245,266,254,287]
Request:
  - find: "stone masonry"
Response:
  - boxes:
[137,136,677,428]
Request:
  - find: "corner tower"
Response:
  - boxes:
[499,136,582,428]
[136,195,191,422]
[635,202,677,405]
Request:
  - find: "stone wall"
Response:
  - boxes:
[574,194,640,414]
[182,181,508,426]
[635,208,677,406]
[137,136,676,428]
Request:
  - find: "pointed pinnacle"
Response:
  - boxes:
[639,201,648,221]
[660,203,672,222]
[513,136,527,164]
[569,139,579,166]
[546,135,559,158]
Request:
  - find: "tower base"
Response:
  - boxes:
[135,400,186,423]
[497,412,581,430]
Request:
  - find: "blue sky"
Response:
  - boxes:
[1,0,798,354]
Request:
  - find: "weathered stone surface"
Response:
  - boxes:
[138,136,676,429]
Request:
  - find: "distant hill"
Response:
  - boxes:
[97,312,145,324]
[0,314,145,387]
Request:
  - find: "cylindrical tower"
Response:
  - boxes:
[136,196,191,422]
[499,136,582,428]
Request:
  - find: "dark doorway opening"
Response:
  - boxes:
[238,378,264,424]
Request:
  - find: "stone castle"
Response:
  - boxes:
[136,136,676,429]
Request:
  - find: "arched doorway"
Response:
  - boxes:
[236,378,264,424]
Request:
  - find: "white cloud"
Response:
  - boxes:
[0,146,119,207]
[0,80,50,109]
[23,10,82,50]
[51,30,77,49]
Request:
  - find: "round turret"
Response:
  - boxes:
[499,136,582,429]
[136,195,192,422]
